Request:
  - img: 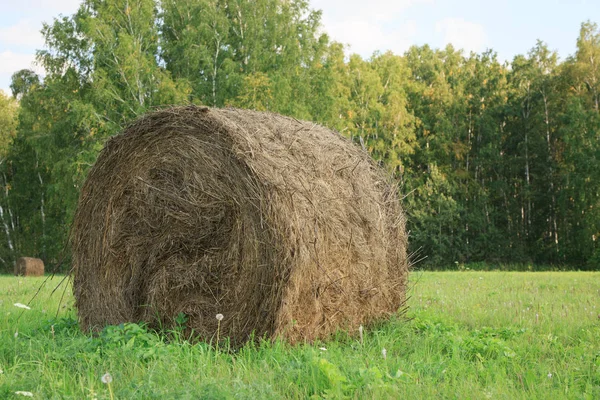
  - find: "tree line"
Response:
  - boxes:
[0,0,598,272]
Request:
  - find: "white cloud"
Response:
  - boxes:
[0,51,41,75]
[435,18,488,53]
[311,0,432,57]
[2,0,81,14]
[0,1,81,51]
[325,19,418,57]
[0,51,45,94]
[311,0,433,21]
[0,19,46,48]
[0,0,80,92]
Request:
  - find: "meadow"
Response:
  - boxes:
[0,271,598,399]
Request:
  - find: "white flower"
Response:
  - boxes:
[13,303,31,310]
[101,372,113,384]
[359,325,364,345]
[15,392,34,397]
[216,313,224,321]
[382,348,387,359]
[547,373,552,378]
[319,347,327,351]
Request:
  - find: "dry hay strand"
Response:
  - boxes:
[71,106,409,345]
[15,257,44,277]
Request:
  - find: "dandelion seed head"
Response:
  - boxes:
[359,324,364,345]
[101,372,113,384]
[216,313,224,321]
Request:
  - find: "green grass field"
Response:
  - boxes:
[1,271,599,399]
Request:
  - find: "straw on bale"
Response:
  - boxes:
[71,106,408,345]
[15,257,44,276]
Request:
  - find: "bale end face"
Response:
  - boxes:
[15,257,45,277]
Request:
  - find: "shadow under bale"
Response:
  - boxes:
[71,106,408,345]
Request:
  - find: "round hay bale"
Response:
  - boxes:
[71,106,408,345]
[15,257,44,276]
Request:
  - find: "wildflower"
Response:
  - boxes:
[547,373,552,378]
[359,325,364,345]
[13,303,31,310]
[382,348,387,360]
[101,372,114,400]
[319,347,327,351]
[215,313,224,355]
[101,373,113,384]
[14,392,34,397]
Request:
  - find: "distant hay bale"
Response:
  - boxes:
[15,257,44,277]
[71,106,408,345]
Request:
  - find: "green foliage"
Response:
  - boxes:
[99,322,167,360]
[0,92,19,268]
[0,90,17,158]
[412,316,524,361]
[160,0,327,117]
[0,0,599,270]
[9,70,40,101]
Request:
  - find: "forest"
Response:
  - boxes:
[0,0,598,272]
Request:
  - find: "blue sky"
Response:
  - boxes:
[1,0,598,94]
